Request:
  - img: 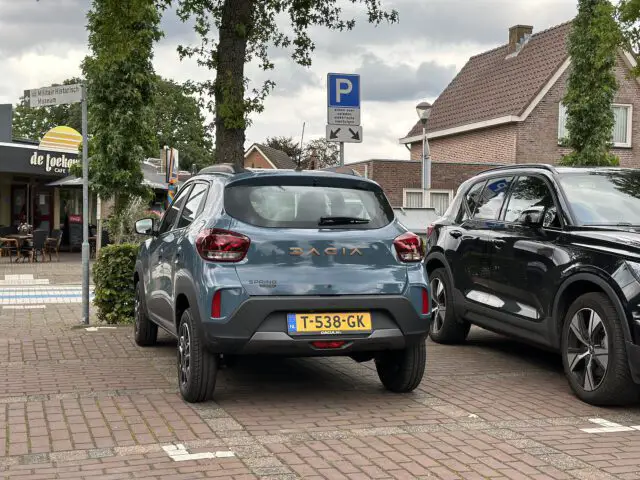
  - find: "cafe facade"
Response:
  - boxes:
[0,126,94,238]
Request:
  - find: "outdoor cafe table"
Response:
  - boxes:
[3,234,34,262]
[5,233,32,247]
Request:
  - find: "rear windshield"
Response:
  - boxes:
[224,181,394,229]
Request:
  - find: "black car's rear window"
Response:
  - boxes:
[224,179,394,229]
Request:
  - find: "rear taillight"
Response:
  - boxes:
[393,232,424,262]
[422,288,430,315]
[211,290,222,318]
[196,229,250,262]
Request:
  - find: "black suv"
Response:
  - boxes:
[426,165,640,406]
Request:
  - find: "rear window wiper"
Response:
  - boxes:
[318,216,370,226]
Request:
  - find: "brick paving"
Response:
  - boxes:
[1,264,640,478]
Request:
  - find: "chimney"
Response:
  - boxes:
[0,104,12,142]
[508,25,533,54]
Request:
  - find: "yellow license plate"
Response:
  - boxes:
[287,313,372,334]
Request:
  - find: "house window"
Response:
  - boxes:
[404,190,423,208]
[558,103,632,148]
[430,192,450,216]
[402,189,453,214]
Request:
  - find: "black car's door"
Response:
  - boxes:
[448,175,513,315]
[487,174,564,341]
[148,184,192,328]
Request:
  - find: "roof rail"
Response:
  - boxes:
[481,164,557,174]
[197,163,246,175]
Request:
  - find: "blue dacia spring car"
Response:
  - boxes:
[133,164,431,403]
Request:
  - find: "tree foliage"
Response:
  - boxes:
[618,0,640,76]
[265,135,301,160]
[11,77,84,140]
[153,76,214,171]
[561,0,622,167]
[171,0,398,168]
[82,0,163,202]
[303,138,339,169]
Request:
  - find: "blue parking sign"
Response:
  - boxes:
[327,74,360,108]
[487,178,509,193]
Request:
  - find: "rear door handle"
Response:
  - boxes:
[449,230,463,239]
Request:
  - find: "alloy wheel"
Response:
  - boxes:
[430,278,447,334]
[566,308,609,392]
[178,322,191,387]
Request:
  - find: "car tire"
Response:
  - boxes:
[177,308,218,403]
[428,268,471,344]
[134,280,158,347]
[375,341,426,393]
[561,292,640,406]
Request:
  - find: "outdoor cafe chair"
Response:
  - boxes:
[20,229,48,263]
[46,229,63,262]
[0,237,18,262]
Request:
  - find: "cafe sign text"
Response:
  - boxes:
[30,152,80,175]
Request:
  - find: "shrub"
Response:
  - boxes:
[92,243,139,324]
[105,195,156,245]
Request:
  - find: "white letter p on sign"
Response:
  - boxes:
[336,79,352,103]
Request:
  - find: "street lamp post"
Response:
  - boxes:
[416,102,432,208]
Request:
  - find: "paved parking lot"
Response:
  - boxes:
[1,266,640,479]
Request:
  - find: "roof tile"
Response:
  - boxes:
[254,144,297,169]
[403,21,572,139]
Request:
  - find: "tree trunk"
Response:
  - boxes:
[215,0,254,168]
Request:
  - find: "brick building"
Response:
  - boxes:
[244,143,297,169]
[398,21,640,210]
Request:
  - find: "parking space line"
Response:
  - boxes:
[162,443,235,462]
[581,418,640,433]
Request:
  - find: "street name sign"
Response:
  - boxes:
[26,84,82,108]
[326,124,363,143]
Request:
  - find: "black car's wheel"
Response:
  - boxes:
[561,292,639,406]
[177,308,218,403]
[428,268,471,344]
[375,341,426,393]
[134,281,158,347]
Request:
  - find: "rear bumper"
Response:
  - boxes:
[200,295,430,355]
[628,341,640,384]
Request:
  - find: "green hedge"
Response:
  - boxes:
[92,244,139,324]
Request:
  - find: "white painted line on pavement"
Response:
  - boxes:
[162,443,235,462]
[2,305,46,310]
[85,327,117,332]
[581,418,640,433]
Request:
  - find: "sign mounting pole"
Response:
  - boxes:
[339,142,344,166]
[26,83,87,323]
[81,84,90,325]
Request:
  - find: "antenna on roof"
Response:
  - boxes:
[296,122,306,171]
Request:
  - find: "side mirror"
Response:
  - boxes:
[135,218,155,236]
[521,208,544,227]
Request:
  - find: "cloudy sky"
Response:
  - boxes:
[0,0,577,163]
